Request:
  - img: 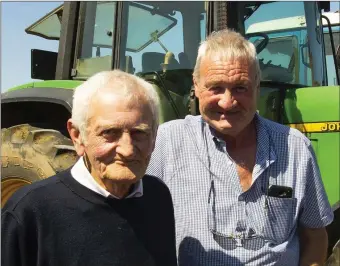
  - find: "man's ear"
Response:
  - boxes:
[67,119,85,156]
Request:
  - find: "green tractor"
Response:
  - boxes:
[1,1,339,261]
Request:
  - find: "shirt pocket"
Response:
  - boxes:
[261,196,297,244]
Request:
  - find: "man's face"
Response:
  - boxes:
[194,56,259,137]
[82,91,155,184]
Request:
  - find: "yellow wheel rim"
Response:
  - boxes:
[1,177,31,208]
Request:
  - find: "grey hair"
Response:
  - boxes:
[193,29,261,86]
[71,70,160,142]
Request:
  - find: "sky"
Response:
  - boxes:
[1,1,339,92]
[1,2,62,92]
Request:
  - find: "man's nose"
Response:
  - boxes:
[116,132,135,159]
[218,90,236,110]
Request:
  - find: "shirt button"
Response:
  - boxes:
[238,195,244,201]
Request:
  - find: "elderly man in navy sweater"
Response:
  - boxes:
[2,70,177,266]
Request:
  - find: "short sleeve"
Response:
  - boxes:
[299,144,334,228]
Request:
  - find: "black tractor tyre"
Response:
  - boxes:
[1,124,78,207]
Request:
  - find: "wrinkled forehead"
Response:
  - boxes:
[92,86,148,107]
[205,50,256,67]
[200,53,258,80]
[87,90,153,125]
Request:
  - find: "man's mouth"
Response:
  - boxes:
[114,160,138,166]
[218,111,239,117]
[114,161,126,166]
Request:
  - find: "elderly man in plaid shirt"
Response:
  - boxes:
[146,29,333,266]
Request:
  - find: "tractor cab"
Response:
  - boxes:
[25,1,338,121]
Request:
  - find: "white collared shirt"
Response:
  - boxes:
[71,157,143,199]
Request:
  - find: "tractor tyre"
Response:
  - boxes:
[1,124,78,207]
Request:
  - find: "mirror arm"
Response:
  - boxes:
[150,30,168,53]
[157,39,168,53]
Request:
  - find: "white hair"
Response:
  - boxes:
[71,70,160,142]
[193,29,261,86]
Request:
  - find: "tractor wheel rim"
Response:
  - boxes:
[1,177,31,207]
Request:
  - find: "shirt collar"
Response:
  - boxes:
[255,114,277,163]
[202,113,277,176]
[70,156,143,199]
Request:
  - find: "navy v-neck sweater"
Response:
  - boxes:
[2,170,177,266]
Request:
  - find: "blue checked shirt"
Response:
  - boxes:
[146,114,334,266]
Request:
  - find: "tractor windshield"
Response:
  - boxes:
[73,1,206,85]
[73,1,324,87]
[26,1,326,88]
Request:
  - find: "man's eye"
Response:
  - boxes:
[131,130,148,139]
[234,86,247,93]
[102,129,119,137]
[209,86,224,93]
